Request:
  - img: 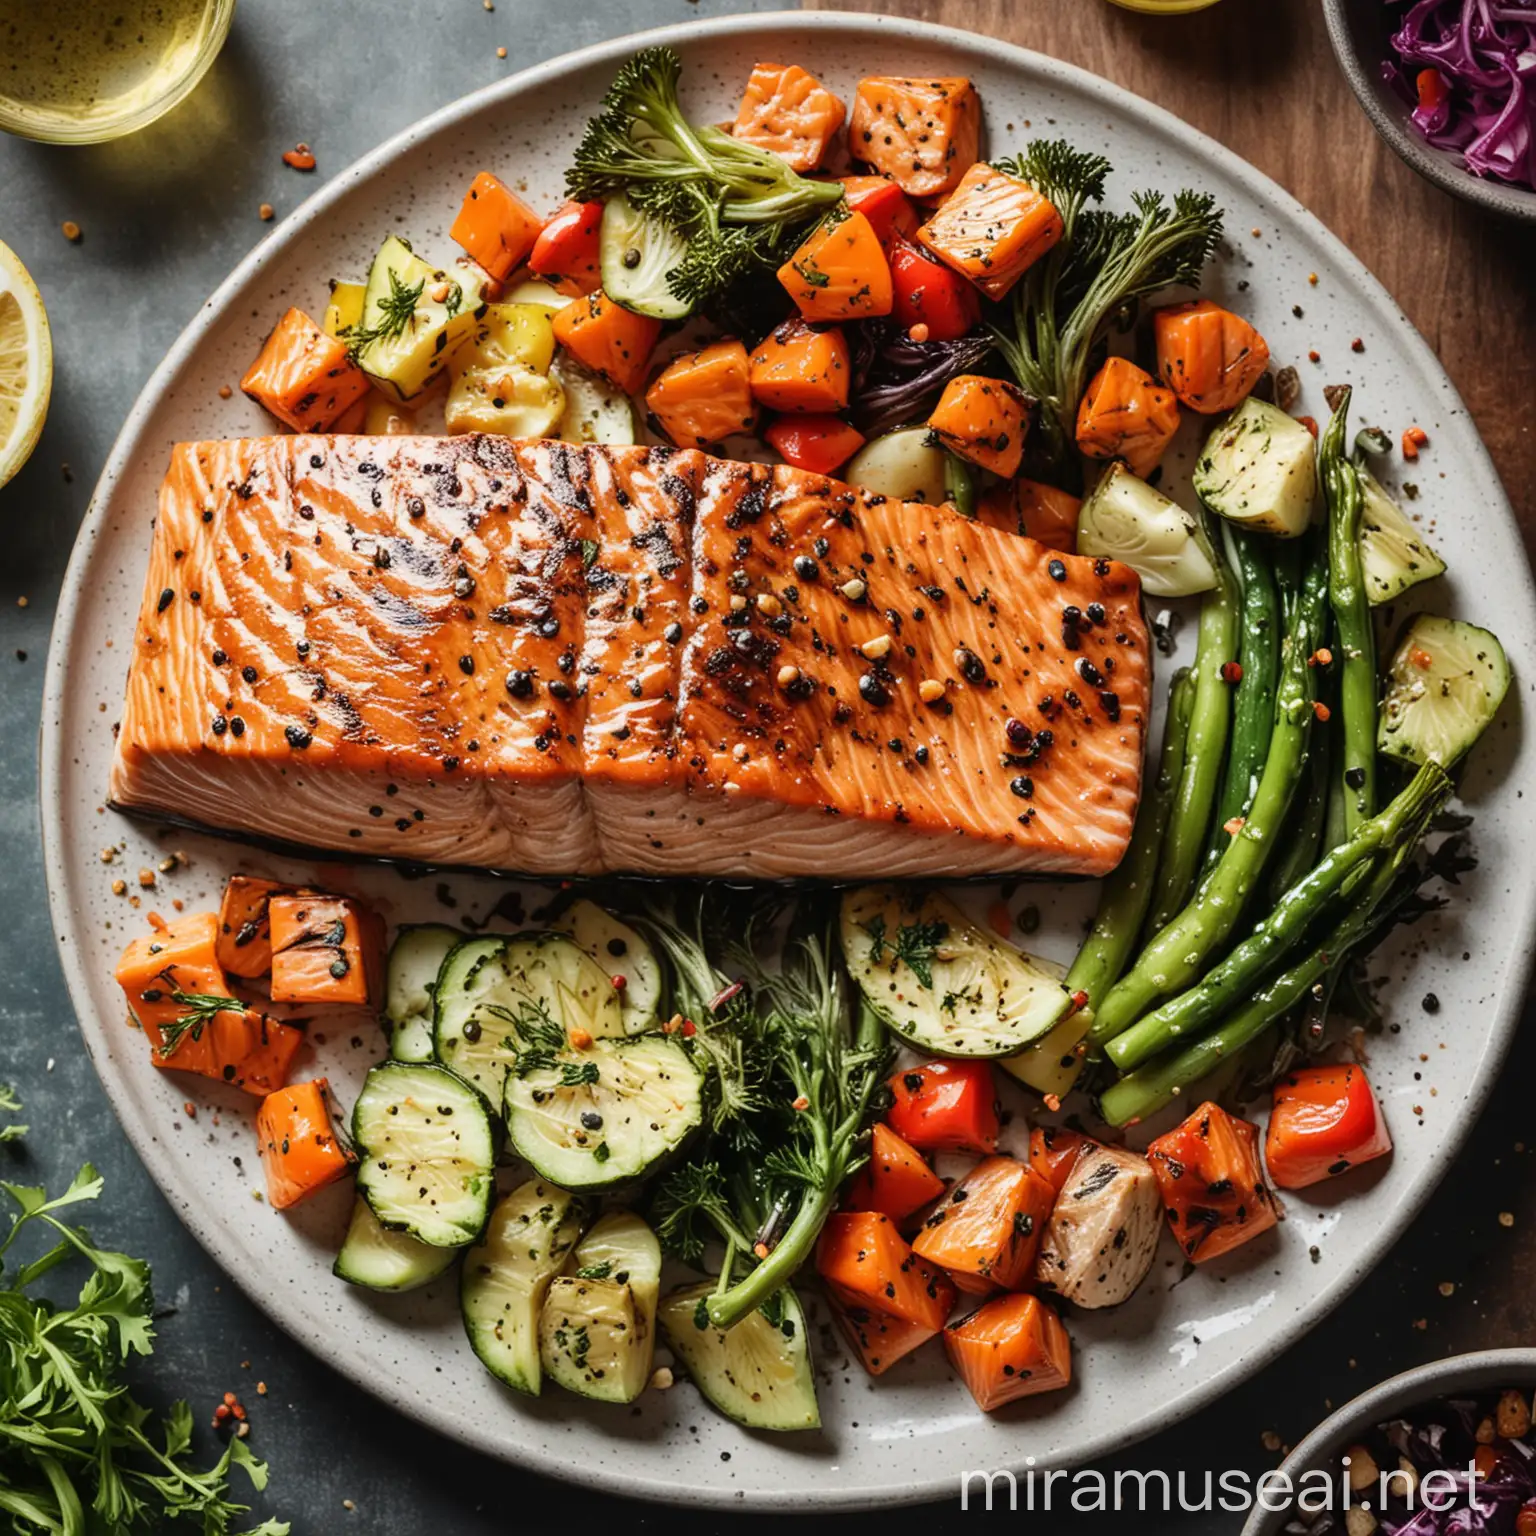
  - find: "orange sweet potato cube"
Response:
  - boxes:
[777,210,892,323]
[552,289,662,396]
[848,76,980,198]
[268,893,385,1008]
[928,373,1033,478]
[256,1078,354,1210]
[917,161,1066,301]
[748,319,850,414]
[216,875,288,980]
[449,170,545,282]
[645,339,757,448]
[240,308,370,433]
[115,912,303,1095]
[732,62,846,173]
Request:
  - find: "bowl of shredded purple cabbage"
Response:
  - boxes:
[1242,1350,1536,1536]
[1323,0,1536,218]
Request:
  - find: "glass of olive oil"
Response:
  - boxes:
[0,0,235,144]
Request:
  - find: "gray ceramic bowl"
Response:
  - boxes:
[1322,0,1536,222]
[1241,1348,1536,1535]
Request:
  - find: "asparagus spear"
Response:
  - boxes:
[1202,525,1280,872]
[1098,840,1425,1128]
[1322,387,1377,840]
[1144,510,1239,934]
[1092,531,1330,1044]
[1104,761,1450,1071]
[1073,668,1194,1039]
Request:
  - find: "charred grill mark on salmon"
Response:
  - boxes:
[111,436,1149,879]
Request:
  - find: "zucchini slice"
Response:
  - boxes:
[598,192,691,321]
[995,953,1090,1100]
[1076,463,1219,598]
[549,900,661,1034]
[385,923,461,1064]
[355,234,486,402]
[659,1283,820,1432]
[333,1194,458,1292]
[551,354,636,446]
[503,1033,703,1190]
[1379,614,1510,769]
[840,886,1071,1057]
[539,1211,662,1404]
[352,1062,496,1248]
[1359,466,1446,606]
[434,933,626,1108]
[460,1180,588,1396]
[1193,396,1317,538]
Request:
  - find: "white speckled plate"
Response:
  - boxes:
[40,11,1536,1511]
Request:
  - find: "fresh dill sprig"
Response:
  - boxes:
[346,267,426,360]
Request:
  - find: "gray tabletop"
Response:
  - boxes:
[2,3,1533,1531]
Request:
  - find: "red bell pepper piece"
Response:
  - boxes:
[528,199,604,295]
[1028,1125,1090,1196]
[885,1059,998,1155]
[763,412,865,475]
[1264,1064,1393,1190]
[838,175,919,246]
[889,241,981,342]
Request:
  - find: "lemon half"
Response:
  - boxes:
[0,240,53,492]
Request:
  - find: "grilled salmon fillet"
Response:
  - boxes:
[111,436,1149,879]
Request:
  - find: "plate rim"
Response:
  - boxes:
[38,7,1536,1510]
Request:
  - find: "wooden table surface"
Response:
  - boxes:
[809,0,1536,543]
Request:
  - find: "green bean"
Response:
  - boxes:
[1077,668,1194,1041]
[1092,531,1330,1044]
[1266,654,1334,904]
[1322,388,1377,838]
[1144,510,1239,935]
[943,450,977,518]
[1202,525,1281,873]
[1104,761,1450,1071]
[1098,844,1417,1127]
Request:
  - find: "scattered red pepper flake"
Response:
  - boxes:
[61,220,82,242]
[1042,1092,1062,1113]
[1350,337,1364,353]
[258,203,275,221]
[1410,646,1434,670]
[1297,415,1319,438]
[1220,660,1244,685]
[752,1241,770,1259]
[611,973,627,992]
[1067,989,1090,1016]
[1307,349,1321,364]
[1308,647,1333,667]
[1313,701,1332,722]
[1401,425,1429,460]
[681,1018,697,1037]
[1223,815,1246,836]
[281,143,317,171]
[908,322,930,344]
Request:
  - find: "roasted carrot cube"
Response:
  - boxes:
[848,76,980,199]
[215,875,291,979]
[240,308,370,433]
[825,1280,938,1375]
[115,912,303,1095]
[1075,355,1182,479]
[944,1293,1072,1411]
[1154,298,1270,415]
[731,62,846,173]
[644,339,756,449]
[912,1155,1057,1292]
[917,161,1065,301]
[928,373,1032,477]
[763,413,864,476]
[817,1210,956,1332]
[843,1122,947,1221]
[1028,1125,1092,1197]
[975,477,1081,553]
[256,1078,354,1210]
[777,210,893,322]
[268,894,385,1008]
[838,176,920,246]
[552,289,662,396]
[748,318,850,414]
[450,171,545,282]
[1147,1101,1279,1263]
